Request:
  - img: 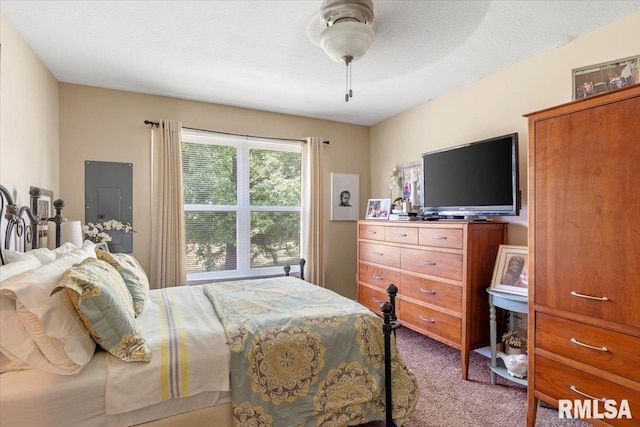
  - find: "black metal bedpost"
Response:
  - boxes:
[299,258,306,281]
[29,187,42,249]
[49,199,66,248]
[381,301,396,427]
[386,284,398,325]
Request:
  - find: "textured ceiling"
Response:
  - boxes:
[2,1,640,126]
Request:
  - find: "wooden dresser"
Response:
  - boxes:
[526,84,640,426]
[357,219,506,379]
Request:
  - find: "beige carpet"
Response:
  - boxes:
[362,327,592,427]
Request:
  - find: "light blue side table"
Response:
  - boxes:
[487,288,528,386]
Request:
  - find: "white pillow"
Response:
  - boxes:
[3,248,55,265]
[0,257,42,281]
[2,241,86,267]
[0,249,97,374]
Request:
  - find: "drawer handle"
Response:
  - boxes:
[570,338,608,352]
[372,274,384,280]
[367,230,378,235]
[570,291,609,301]
[420,260,436,265]
[396,233,407,237]
[570,385,606,402]
[373,252,384,256]
[419,316,435,323]
[431,236,447,240]
[419,288,436,294]
[372,297,385,303]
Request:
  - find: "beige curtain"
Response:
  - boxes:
[150,120,187,288]
[301,137,325,286]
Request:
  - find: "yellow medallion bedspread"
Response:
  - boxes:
[203,276,419,427]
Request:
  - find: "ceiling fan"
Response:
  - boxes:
[315,0,375,102]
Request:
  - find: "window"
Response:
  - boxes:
[182,129,301,281]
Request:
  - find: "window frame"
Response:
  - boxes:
[182,129,302,282]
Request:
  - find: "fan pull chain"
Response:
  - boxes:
[343,57,354,102]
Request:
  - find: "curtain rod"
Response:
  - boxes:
[144,120,329,144]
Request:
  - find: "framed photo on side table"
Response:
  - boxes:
[365,198,390,220]
[490,245,528,296]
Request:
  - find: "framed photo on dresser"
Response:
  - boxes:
[365,198,390,220]
[490,245,528,296]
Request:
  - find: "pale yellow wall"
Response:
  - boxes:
[370,11,640,246]
[0,13,59,205]
[59,84,370,298]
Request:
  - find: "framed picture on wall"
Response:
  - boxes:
[572,55,639,100]
[31,186,53,247]
[331,173,359,221]
[490,245,528,296]
[365,198,390,220]
[398,161,423,209]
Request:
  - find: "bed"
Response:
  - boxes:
[0,185,419,427]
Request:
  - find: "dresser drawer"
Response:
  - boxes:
[398,299,461,344]
[358,263,401,291]
[400,274,461,312]
[384,226,418,244]
[418,227,463,249]
[401,247,462,281]
[359,224,386,241]
[359,242,401,268]
[358,284,389,316]
[536,313,640,383]
[535,355,640,426]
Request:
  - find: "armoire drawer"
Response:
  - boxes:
[358,284,389,316]
[359,242,401,268]
[400,274,461,313]
[536,313,640,383]
[358,263,401,291]
[384,226,418,244]
[401,247,462,281]
[418,228,463,249]
[358,224,386,241]
[398,299,461,344]
[535,355,640,426]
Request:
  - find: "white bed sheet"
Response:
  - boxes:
[0,351,230,427]
[0,285,231,427]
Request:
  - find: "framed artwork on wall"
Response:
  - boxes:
[365,198,390,220]
[330,173,359,221]
[31,186,53,248]
[490,245,528,296]
[572,55,639,100]
[398,161,423,209]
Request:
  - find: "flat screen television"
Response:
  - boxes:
[421,133,520,219]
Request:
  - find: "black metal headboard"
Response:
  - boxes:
[0,184,67,265]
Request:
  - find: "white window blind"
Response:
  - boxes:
[182,129,301,281]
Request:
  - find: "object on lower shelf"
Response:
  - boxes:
[496,351,528,378]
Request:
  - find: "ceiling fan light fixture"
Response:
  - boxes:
[319,21,374,64]
[317,0,375,102]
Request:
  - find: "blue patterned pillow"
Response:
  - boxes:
[53,258,151,363]
[95,250,149,316]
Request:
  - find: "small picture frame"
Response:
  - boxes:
[490,245,528,296]
[95,242,110,252]
[572,55,639,100]
[365,198,391,220]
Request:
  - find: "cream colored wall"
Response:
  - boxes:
[370,11,640,246]
[59,84,370,298]
[0,13,59,205]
